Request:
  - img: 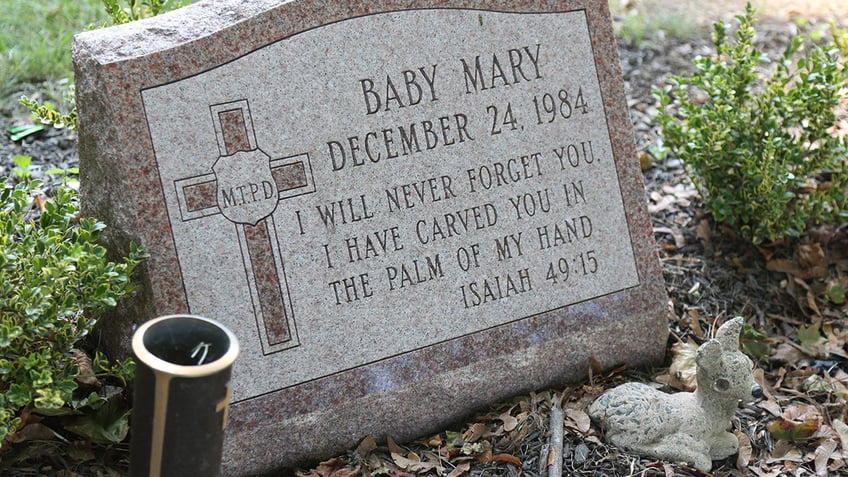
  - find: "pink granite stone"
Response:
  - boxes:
[73,1,669,474]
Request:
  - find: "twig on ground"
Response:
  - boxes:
[548,395,564,477]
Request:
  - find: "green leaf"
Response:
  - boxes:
[11,155,32,169]
[30,368,54,387]
[0,324,23,347]
[7,384,32,407]
[741,323,770,361]
[798,322,824,350]
[64,397,130,444]
[827,283,845,305]
[34,388,65,409]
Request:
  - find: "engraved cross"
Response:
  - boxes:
[174,100,314,354]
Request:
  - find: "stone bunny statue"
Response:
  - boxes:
[588,317,763,471]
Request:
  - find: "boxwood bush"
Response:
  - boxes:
[654,3,848,245]
[0,176,143,444]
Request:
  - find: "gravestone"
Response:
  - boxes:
[73,0,669,474]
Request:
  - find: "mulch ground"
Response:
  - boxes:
[1,14,847,477]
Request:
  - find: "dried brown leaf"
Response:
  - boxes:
[588,356,604,377]
[797,243,826,272]
[816,424,840,442]
[757,398,782,417]
[355,435,377,457]
[564,408,591,434]
[33,194,46,212]
[832,419,848,449]
[5,423,57,444]
[821,324,848,359]
[391,452,442,474]
[753,368,771,398]
[814,439,838,476]
[424,433,443,448]
[661,338,699,392]
[439,445,463,461]
[767,258,801,274]
[639,151,653,171]
[387,435,404,455]
[686,310,705,339]
[750,466,784,477]
[545,446,555,466]
[72,350,100,387]
[771,342,807,364]
[767,244,828,280]
[297,457,360,477]
[447,462,470,477]
[498,411,518,432]
[695,219,711,247]
[735,430,752,470]
[475,449,493,462]
[67,441,96,463]
[782,405,822,422]
[463,423,487,443]
[773,366,788,389]
[767,441,804,463]
[807,289,822,316]
[390,453,416,471]
[491,453,523,474]
[768,418,820,442]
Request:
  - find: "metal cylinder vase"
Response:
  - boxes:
[129,315,239,477]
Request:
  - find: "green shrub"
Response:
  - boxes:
[102,0,174,24]
[654,3,848,244]
[0,176,144,444]
[19,94,77,131]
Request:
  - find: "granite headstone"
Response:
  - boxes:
[73,1,669,474]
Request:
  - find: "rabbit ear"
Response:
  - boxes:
[714,316,743,350]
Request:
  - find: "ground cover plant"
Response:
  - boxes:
[0,1,180,474]
[0,172,143,463]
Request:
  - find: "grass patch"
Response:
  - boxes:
[615,13,701,44]
[0,1,108,97]
[1,1,196,121]
[609,2,701,45]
